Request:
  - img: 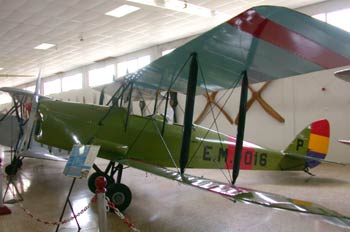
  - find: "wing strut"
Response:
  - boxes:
[180,53,198,174]
[232,71,248,185]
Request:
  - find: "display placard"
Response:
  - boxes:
[63,145,100,178]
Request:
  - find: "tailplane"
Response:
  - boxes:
[282,119,330,169]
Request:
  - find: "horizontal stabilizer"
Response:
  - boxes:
[120,158,350,226]
[334,69,350,82]
[18,148,67,162]
[284,153,346,166]
[338,139,350,145]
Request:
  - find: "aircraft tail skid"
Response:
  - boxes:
[282,119,330,169]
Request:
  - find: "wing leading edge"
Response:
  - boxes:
[120,158,350,227]
[130,6,349,95]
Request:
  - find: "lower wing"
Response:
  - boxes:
[18,148,67,162]
[119,158,350,227]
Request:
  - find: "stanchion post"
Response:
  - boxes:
[0,157,11,215]
[96,176,108,232]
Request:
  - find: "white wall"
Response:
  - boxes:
[191,67,350,163]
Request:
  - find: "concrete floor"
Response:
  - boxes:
[1,149,350,232]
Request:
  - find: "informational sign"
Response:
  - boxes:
[63,145,100,178]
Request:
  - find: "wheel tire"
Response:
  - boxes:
[87,172,114,193]
[106,183,132,212]
[5,164,17,175]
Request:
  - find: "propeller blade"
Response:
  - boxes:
[256,96,285,123]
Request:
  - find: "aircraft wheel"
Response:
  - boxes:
[5,164,18,175]
[106,183,132,212]
[87,172,114,193]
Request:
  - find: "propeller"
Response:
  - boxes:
[235,81,285,125]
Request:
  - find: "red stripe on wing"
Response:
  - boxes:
[227,9,349,69]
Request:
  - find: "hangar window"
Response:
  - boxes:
[327,8,350,32]
[89,64,115,87]
[162,48,175,56]
[44,79,61,95]
[313,8,350,32]
[117,55,150,78]
[62,73,83,92]
[0,93,12,105]
[24,85,36,93]
[312,13,326,22]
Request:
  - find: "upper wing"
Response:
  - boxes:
[120,158,350,227]
[130,6,349,95]
[93,78,156,101]
[0,87,51,102]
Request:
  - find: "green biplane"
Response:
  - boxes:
[1,5,350,226]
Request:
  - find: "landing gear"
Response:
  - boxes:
[106,183,132,212]
[87,172,114,193]
[5,157,23,175]
[303,167,315,176]
[88,162,132,211]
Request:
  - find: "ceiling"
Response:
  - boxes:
[0,0,327,87]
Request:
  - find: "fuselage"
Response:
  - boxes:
[35,100,303,171]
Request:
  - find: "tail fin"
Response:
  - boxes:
[283,119,330,168]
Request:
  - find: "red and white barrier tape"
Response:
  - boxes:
[7,183,96,225]
[3,174,140,231]
[106,198,140,232]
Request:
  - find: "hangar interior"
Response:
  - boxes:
[0,0,349,231]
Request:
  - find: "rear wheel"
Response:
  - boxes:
[106,183,132,212]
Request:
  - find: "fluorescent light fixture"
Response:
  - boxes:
[165,0,212,17]
[34,43,56,50]
[128,0,228,18]
[105,4,140,18]
[0,68,3,71]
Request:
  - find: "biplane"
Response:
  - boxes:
[1,5,350,226]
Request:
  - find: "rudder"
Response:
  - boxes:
[283,119,330,168]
